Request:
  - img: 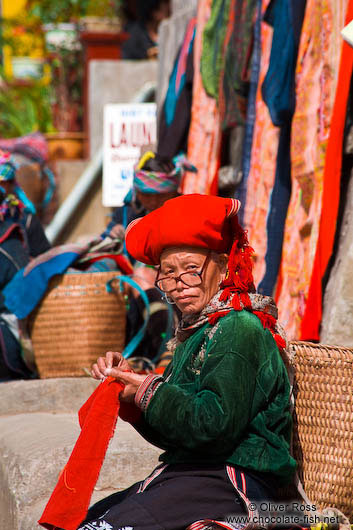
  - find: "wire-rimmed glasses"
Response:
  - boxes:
[155,253,211,293]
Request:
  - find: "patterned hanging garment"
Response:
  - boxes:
[257,0,307,296]
[182,0,222,195]
[300,0,353,340]
[242,0,280,287]
[275,0,349,340]
[238,0,263,223]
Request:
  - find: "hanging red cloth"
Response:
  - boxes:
[38,377,138,530]
[300,0,353,340]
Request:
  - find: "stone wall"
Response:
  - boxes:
[89,60,158,158]
[321,167,353,347]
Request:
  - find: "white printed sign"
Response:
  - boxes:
[102,103,157,206]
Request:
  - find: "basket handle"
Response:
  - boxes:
[106,275,150,359]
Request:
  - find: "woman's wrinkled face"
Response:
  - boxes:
[159,246,228,315]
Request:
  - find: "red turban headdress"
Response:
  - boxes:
[125,193,256,304]
[125,194,244,265]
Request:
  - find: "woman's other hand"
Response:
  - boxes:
[91,351,151,403]
[91,351,131,380]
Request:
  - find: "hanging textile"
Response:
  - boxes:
[157,18,196,159]
[257,0,307,296]
[221,0,257,129]
[300,0,353,340]
[201,0,257,130]
[275,0,349,340]
[237,0,263,223]
[241,0,279,287]
[182,0,222,195]
[200,0,232,100]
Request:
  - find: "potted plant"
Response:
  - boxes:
[0,16,45,80]
[22,0,87,155]
[26,0,90,24]
[0,80,55,138]
[25,0,90,50]
[79,0,124,33]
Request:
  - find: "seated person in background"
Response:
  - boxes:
[102,151,192,368]
[122,0,171,60]
[0,151,50,381]
[102,151,180,242]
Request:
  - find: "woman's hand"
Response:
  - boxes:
[91,351,152,402]
[91,351,131,380]
[108,370,149,402]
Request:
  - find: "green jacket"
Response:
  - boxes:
[139,309,296,484]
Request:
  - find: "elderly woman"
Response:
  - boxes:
[82,194,295,530]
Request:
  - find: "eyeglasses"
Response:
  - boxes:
[155,253,211,293]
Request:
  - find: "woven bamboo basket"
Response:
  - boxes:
[289,341,353,520]
[29,271,126,378]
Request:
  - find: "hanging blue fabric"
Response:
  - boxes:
[257,0,306,295]
[257,122,292,295]
[261,0,296,127]
[237,0,263,223]
[164,20,196,127]
[106,275,150,359]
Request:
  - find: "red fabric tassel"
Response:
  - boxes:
[208,310,231,325]
[38,377,128,530]
[253,311,276,330]
[220,287,232,301]
[232,293,242,311]
[273,333,286,351]
[253,311,286,352]
[239,292,252,310]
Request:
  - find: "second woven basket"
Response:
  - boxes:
[290,340,353,520]
[29,271,126,378]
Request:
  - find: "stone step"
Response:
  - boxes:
[0,379,162,530]
[0,377,99,416]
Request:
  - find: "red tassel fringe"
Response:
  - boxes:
[210,216,286,353]
[253,311,286,352]
[208,310,231,325]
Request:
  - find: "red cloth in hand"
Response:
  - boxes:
[38,377,125,530]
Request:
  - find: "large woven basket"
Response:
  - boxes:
[290,341,353,519]
[29,271,126,378]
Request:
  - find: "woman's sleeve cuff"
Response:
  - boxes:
[134,374,164,412]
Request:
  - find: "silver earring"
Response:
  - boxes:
[164,293,176,304]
